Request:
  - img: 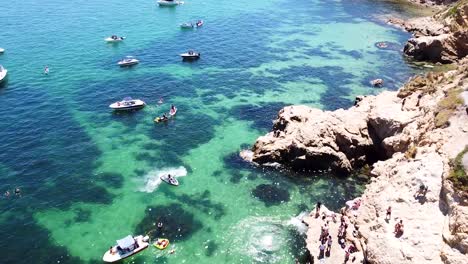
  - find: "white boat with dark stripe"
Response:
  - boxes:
[109,97,145,111]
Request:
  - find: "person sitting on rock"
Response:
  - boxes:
[394,219,404,235]
[415,184,428,198]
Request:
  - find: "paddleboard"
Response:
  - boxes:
[169,107,177,116]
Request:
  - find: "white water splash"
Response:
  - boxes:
[225,216,286,263]
[287,211,309,235]
[139,166,187,193]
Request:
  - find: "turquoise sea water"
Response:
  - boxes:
[0,0,423,263]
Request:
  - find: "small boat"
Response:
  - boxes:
[180,20,203,29]
[105,35,125,43]
[0,48,4,53]
[370,78,384,87]
[160,174,179,186]
[0,65,8,83]
[153,238,170,250]
[157,0,183,6]
[154,115,169,123]
[180,51,200,60]
[109,97,146,111]
[375,42,388,49]
[169,106,177,116]
[118,56,139,67]
[103,235,149,263]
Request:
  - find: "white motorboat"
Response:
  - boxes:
[0,65,7,83]
[105,35,125,43]
[180,20,203,29]
[118,56,139,67]
[0,48,4,53]
[180,51,200,60]
[157,0,183,6]
[109,97,146,111]
[102,235,149,263]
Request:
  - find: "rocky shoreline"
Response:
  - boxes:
[241,2,468,263]
[389,0,468,63]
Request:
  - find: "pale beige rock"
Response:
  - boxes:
[245,59,468,263]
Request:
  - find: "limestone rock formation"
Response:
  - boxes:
[402,0,468,63]
[245,59,468,263]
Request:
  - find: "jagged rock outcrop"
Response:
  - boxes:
[246,90,424,174]
[402,0,468,63]
[245,59,468,263]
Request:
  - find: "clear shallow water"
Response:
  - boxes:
[0,0,422,263]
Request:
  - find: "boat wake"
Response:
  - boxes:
[139,166,187,193]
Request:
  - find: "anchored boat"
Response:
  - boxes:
[105,35,125,43]
[180,50,200,60]
[157,0,183,7]
[180,20,203,29]
[109,97,146,111]
[118,56,139,67]
[102,235,149,263]
[0,65,7,83]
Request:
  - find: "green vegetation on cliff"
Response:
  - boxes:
[449,146,468,194]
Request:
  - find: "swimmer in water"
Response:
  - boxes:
[44,66,49,75]
[14,187,21,196]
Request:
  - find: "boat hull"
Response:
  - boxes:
[103,236,149,263]
[180,54,200,60]
[118,60,139,67]
[157,1,182,6]
[0,69,7,83]
[109,100,145,111]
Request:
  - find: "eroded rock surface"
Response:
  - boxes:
[246,59,468,263]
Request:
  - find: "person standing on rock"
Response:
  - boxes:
[315,201,322,218]
[385,206,392,221]
[344,249,350,263]
[318,242,326,258]
[326,235,332,253]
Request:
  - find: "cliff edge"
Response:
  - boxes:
[243,59,468,263]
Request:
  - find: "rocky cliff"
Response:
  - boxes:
[399,0,468,63]
[243,59,468,263]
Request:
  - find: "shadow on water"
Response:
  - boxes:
[162,190,226,220]
[230,102,287,132]
[136,203,203,242]
[252,183,291,206]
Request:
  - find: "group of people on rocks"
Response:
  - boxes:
[313,201,359,263]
